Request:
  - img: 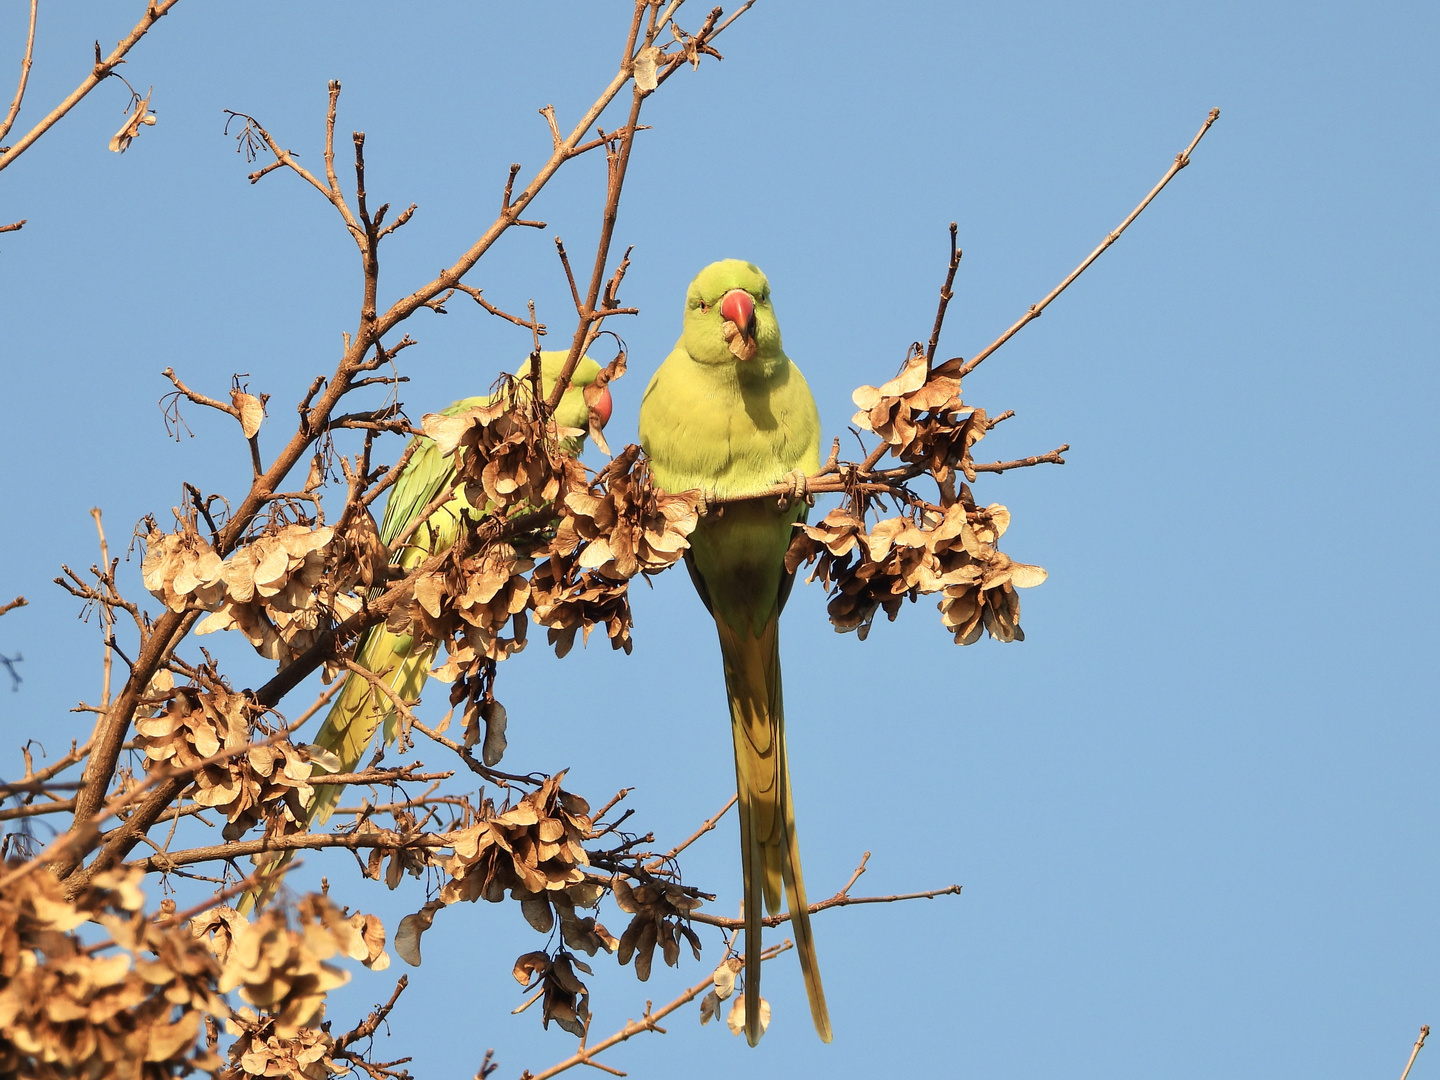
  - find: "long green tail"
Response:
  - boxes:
[716,613,831,1046]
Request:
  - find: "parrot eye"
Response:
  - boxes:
[698,301,708,313]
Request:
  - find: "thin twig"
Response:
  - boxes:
[699,442,1068,508]
[544,7,652,412]
[0,779,79,797]
[689,851,961,929]
[90,509,114,708]
[0,796,77,822]
[334,788,473,817]
[0,0,38,144]
[445,282,546,332]
[161,367,241,420]
[956,107,1220,379]
[1399,1025,1430,1080]
[153,863,287,929]
[316,767,453,788]
[522,940,793,1080]
[343,658,420,737]
[0,0,183,174]
[591,787,633,825]
[17,737,91,785]
[286,679,348,730]
[646,793,736,870]
[924,222,961,374]
[360,440,421,511]
[409,719,543,789]
[336,976,410,1053]
[972,445,1068,474]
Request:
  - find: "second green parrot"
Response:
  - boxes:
[638,260,830,1045]
[241,351,610,913]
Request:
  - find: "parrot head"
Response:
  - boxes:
[682,259,782,371]
[516,350,614,456]
[512,352,613,455]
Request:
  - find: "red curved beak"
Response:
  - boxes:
[720,289,756,344]
[586,383,614,455]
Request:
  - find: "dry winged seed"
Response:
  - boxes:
[233,391,265,438]
[348,912,391,971]
[713,956,743,1000]
[394,900,443,967]
[550,954,590,994]
[559,913,618,956]
[632,919,659,981]
[726,994,771,1038]
[521,897,554,934]
[512,950,551,987]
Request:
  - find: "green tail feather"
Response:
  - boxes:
[717,615,831,1046]
[236,624,434,914]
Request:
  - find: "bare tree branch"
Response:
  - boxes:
[0,0,183,174]
[924,221,961,374]
[336,975,410,1054]
[956,107,1221,379]
[647,793,736,870]
[124,827,452,874]
[688,850,963,929]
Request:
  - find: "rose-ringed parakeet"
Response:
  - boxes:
[638,260,830,1045]
[239,351,611,913]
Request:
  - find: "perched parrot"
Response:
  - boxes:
[637,260,829,1045]
[239,351,612,913]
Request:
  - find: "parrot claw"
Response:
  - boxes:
[696,487,718,516]
[778,469,811,510]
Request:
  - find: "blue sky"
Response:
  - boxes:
[2,2,1437,1078]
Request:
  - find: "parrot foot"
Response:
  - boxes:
[778,468,812,509]
[696,487,718,516]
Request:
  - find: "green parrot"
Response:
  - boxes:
[240,351,611,913]
[637,260,829,1045]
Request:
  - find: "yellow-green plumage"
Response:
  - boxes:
[240,352,603,914]
[638,260,830,1045]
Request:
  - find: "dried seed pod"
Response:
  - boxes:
[133,684,324,841]
[529,557,634,658]
[610,875,705,982]
[851,350,990,482]
[438,773,594,907]
[559,452,699,579]
[0,859,226,1077]
[792,497,1045,644]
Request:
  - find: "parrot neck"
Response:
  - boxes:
[681,344,788,386]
